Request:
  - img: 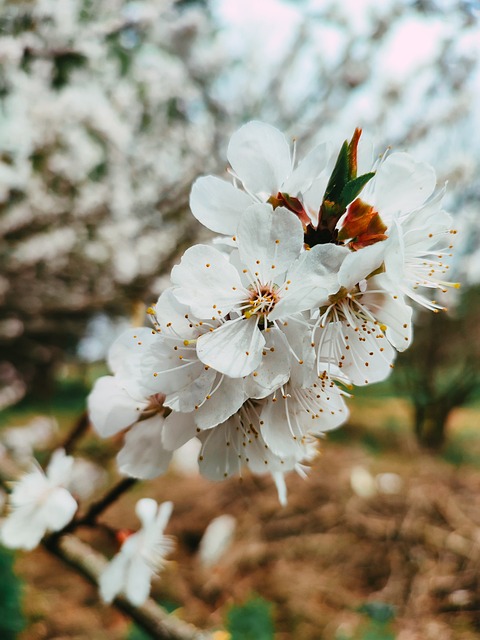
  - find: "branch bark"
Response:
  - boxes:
[43,535,214,640]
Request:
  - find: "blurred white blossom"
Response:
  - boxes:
[0,449,78,550]
[199,514,236,568]
[99,498,174,606]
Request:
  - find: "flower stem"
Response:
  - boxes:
[62,410,90,454]
[62,477,138,534]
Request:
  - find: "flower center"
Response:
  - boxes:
[244,285,279,318]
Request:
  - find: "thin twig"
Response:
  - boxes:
[43,535,214,640]
[62,410,90,454]
[62,477,138,534]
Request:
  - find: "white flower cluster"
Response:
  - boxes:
[88,121,457,502]
[0,447,174,606]
[0,449,78,550]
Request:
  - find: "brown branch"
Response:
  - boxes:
[61,410,90,454]
[79,477,137,524]
[43,535,214,640]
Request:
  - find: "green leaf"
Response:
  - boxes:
[323,140,349,204]
[226,596,275,640]
[339,172,375,208]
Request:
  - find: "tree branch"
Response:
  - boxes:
[43,534,214,640]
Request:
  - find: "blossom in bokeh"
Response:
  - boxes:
[99,499,174,606]
[1,449,77,550]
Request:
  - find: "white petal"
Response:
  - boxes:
[269,244,348,320]
[303,174,329,223]
[153,288,198,339]
[125,558,154,606]
[135,498,158,527]
[142,339,209,397]
[197,407,296,479]
[88,376,147,437]
[283,141,329,195]
[260,394,307,458]
[362,275,413,351]
[117,417,172,480]
[1,505,45,550]
[199,514,236,567]
[162,411,198,450]
[107,327,156,380]
[197,317,265,378]
[244,327,291,399]
[197,422,243,480]
[382,223,405,284]
[317,320,396,386]
[282,315,317,388]
[46,449,74,486]
[338,241,387,291]
[272,472,288,506]
[237,203,303,280]
[293,379,349,433]
[163,367,217,412]
[227,121,292,197]
[171,244,244,318]
[194,375,247,430]
[154,501,173,533]
[190,176,253,235]
[43,488,78,531]
[99,552,129,603]
[373,152,436,221]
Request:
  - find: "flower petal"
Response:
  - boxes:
[124,558,154,606]
[171,244,244,318]
[244,327,291,399]
[362,275,413,351]
[338,241,387,291]
[316,320,396,386]
[227,121,292,197]
[197,421,243,480]
[190,176,253,235]
[162,411,198,451]
[237,203,303,280]
[283,141,329,195]
[43,488,78,531]
[197,317,265,378]
[1,504,46,550]
[269,244,348,320]
[163,367,217,413]
[194,375,247,430]
[88,376,148,437]
[107,327,156,380]
[99,551,129,603]
[46,449,74,486]
[117,417,173,480]
[373,152,436,221]
[260,393,307,458]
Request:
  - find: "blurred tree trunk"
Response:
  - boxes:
[393,287,480,450]
[413,402,449,450]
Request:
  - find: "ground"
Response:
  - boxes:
[5,396,480,639]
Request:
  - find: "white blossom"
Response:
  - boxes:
[99,499,174,606]
[0,449,78,550]
[190,121,330,235]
